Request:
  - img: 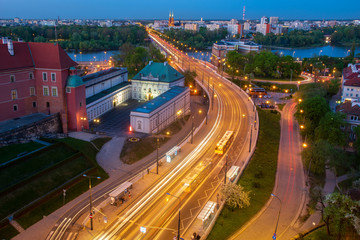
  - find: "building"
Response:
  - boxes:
[243,21,250,31]
[0,37,87,132]
[130,86,190,134]
[84,67,132,121]
[206,24,220,31]
[185,23,199,31]
[227,24,243,37]
[256,23,270,35]
[341,64,360,102]
[269,17,279,25]
[131,61,185,101]
[260,16,267,25]
[336,101,360,141]
[169,11,175,27]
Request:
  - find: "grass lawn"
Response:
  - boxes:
[0,137,108,235]
[0,141,44,164]
[208,109,281,240]
[0,143,76,190]
[121,117,189,164]
[253,81,298,93]
[277,103,286,111]
[302,225,334,240]
[0,224,19,240]
[91,137,112,149]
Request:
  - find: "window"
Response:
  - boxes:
[30,87,36,96]
[51,73,56,82]
[43,86,49,96]
[13,104,18,111]
[80,101,82,107]
[350,93,353,97]
[351,116,354,120]
[46,102,50,108]
[11,90,17,100]
[66,87,71,93]
[51,87,58,97]
[351,88,354,91]
[137,120,142,130]
[10,75,15,82]
[29,73,33,79]
[42,72,47,81]
[32,101,37,108]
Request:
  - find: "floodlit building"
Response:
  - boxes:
[130,86,190,134]
[184,23,199,31]
[131,61,185,101]
[341,63,360,102]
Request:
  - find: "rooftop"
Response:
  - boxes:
[0,113,50,134]
[86,81,131,105]
[132,62,183,83]
[337,101,360,116]
[82,67,128,83]
[132,86,188,114]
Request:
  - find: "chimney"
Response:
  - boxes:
[149,60,153,65]
[7,39,14,56]
[164,62,167,66]
[2,37,8,44]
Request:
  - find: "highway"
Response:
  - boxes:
[47,29,256,240]
[85,30,256,240]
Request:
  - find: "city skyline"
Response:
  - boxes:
[1,0,359,20]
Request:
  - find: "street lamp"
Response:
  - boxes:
[271,193,282,240]
[166,193,181,240]
[83,174,101,231]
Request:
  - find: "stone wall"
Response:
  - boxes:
[0,113,62,146]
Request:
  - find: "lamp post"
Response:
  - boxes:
[156,137,159,174]
[224,154,228,184]
[83,174,101,231]
[191,115,194,144]
[271,193,282,240]
[166,193,181,240]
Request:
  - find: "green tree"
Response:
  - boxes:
[221,183,250,211]
[354,126,360,153]
[183,70,197,87]
[315,112,346,146]
[302,139,332,175]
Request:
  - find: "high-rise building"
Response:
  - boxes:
[269,17,279,25]
[260,16,267,25]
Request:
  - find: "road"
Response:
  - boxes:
[229,101,306,240]
[80,30,257,240]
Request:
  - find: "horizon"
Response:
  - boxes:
[1,0,359,20]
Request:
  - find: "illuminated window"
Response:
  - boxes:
[43,86,49,96]
[30,87,36,96]
[11,90,17,100]
[51,87,58,97]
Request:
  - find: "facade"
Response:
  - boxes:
[256,23,270,35]
[130,86,190,134]
[185,23,199,32]
[227,24,243,37]
[131,61,184,101]
[336,101,360,141]
[84,67,131,121]
[341,63,360,102]
[206,24,220,31]
[0,37,86,132]
[269,17,279,25]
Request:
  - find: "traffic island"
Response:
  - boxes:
[207,109,281,240]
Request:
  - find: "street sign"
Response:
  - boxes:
[140,226,146,233]
[273,233,276,240]
[89,213,93,219]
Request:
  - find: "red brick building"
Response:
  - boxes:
[0,38,88,133]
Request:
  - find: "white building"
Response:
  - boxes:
[131,61,184,101]
[260,16,267,25]
[227,24,242,36]
[130,86,190,134]
[269,17,279,25]
[84,68,131,121]
[185,23,199,31]
[341,64,360,102]
[206,24,220,31]
[243,22,250,31]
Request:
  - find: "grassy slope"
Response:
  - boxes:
[208,109,281,240]
[0,141,44,164]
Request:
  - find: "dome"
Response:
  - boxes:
[66,75,84,87]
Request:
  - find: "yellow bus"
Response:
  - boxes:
[215,131,234,155]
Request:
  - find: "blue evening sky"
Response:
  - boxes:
[1,0,358,20]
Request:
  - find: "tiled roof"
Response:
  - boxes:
[132,62,183,83]
[28,42,77,69]
[132,86,188,114]
[0,41,76,71]
[0,42,34,71]
[337,101,360,116]
[344,78,360,87]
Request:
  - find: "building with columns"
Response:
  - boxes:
[131,61,184,101]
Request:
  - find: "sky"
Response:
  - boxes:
[1,0,359,20]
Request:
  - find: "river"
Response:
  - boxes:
[67,45,359,63]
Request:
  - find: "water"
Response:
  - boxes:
[67,50,119,62]
[66,45,360,63]
[269,45,360,59]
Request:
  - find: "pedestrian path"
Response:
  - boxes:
[10,220,24,233]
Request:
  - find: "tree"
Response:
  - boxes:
[183,70,197,87]
[221,183,250,211]
[354,126,360,153]
[315,112,346,146]
[327,78,341,97]
[302,139,332,175]
[324,192,360,239]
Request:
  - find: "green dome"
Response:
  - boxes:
[66,75,84,87]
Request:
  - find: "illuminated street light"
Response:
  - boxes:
[83,174,101,231]
[302,143,308,148]
[300,125,305,129]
